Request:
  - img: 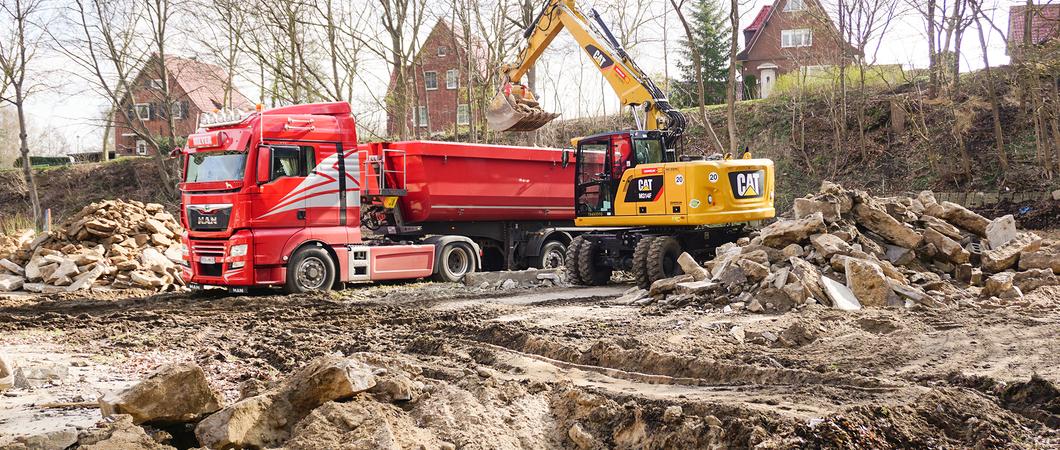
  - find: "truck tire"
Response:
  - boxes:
[646,236,683,286]
[565,237,586,285]
[285,246,337,294]
[577,237,612,286]
[532,240,567,269]
[433,242,476,282]
[632,236,655,289]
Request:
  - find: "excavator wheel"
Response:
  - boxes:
[632,236,655,289]
[564,236,587,285]
[577,237,612,286]
[646,236,684,286]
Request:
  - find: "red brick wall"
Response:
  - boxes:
[386,22,472,137]
[1008,5,1060,56]
[114,69,201,157]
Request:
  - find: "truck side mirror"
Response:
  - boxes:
[256,146,271,184]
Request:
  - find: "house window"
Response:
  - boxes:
[784,0,805,11]
[170,101,185,119]
[781,29,812,48]
[424,71,438,90]
[446,69,458,90]
[417,106,429,127]
[457,104,470,125]
[135,103,151,121]
[149,79,164,89]
[438,46,448,57]
[135,140,148,155]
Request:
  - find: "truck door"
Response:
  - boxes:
[303,143,341,228]
[250,144,312,229]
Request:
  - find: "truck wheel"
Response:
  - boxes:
[577,238,612,286]
[632,236,655,289]
[285,246,336,294]
[533,240,567,269]
[646,237,683,285]
[565,237,586,285]
[433,242,476,282]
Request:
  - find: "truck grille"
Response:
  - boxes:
[186,205,232,231]
[191,241,226,258]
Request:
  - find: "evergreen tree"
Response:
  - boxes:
[673,0,731,108]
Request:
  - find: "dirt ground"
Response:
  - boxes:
[1,277,1059,449]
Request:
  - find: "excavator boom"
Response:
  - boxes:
[488,0,686,143]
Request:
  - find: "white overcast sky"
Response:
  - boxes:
[22,0,1035,153]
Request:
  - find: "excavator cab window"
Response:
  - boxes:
[575,141,612,216]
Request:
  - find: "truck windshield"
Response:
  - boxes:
[185,151,247,183]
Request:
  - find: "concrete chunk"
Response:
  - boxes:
[100,362,223,424]
[982,232,1042,273]
[985,215,1018,249]
[820,276,862,311]
[0,274,25,292]
[758,212,826,248]
[852,202,923,248]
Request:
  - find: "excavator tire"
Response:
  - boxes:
[564,236,586,285]
[646,236,683,286]
[577,237,612,286]
[632,236,655,289]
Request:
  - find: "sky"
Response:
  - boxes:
[20,0,1034,154]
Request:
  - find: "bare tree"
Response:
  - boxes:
[0,0,44,229]
[725,0,739,153]
[53,0,177,197]
[670,0,724,153]
[969,0,1007,174]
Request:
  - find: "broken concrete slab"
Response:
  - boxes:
[922,228,970,264]
[982,272,1015,298]
[649,274,694,296]
[844,258,890,307]
[982,232,1042,273]
[820,276,862,311]
[794,197,841,223]
[758,212,826,248]
[1018,246,1060,274]
[985,215,1018,249]
[0,274,25,292]
[939,201,989,236]
[0,258,24,275]
[852,202,923,249]
[674,280,718,295]
[677,252,710,281]
[810,233,853,259]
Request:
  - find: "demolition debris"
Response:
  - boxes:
[0,199,186,294]
[621,182,1059,312]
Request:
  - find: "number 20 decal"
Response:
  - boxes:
[708,172,719,183]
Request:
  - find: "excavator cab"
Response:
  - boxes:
[574,130,669,217]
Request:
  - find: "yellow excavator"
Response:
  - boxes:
[489,0,777,288]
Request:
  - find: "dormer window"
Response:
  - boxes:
[438,46,448,57]
[785,0,805,11]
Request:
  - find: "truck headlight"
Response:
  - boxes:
[181,244,189,257]
[230,244,248,257]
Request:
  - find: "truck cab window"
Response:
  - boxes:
[270,146,316,181]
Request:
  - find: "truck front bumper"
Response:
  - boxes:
[182,231,276,288]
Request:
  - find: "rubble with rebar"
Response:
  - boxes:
[0,199,185,294]
[621,182,1059,312]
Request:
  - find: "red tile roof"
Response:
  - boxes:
[1009,4,1060,47]
[164,56,254,112]
[746,6,772,32]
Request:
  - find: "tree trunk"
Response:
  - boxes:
[15,92,42,230]
[972,3,1007,174]
[726,0,739,153]
[101,105,114,162]
[927,0,938,93]
[669,0,723,153]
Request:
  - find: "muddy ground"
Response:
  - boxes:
[1,278,1059,449]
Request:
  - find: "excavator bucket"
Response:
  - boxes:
[486,83,560,132]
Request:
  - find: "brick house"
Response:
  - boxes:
[386,21,474,137]
[736,0,851,98]
[115,55,253,156]
[1008,4,1060,57]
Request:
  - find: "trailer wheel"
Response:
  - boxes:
[433,242,476,282]
[532,240,567,270]
[646,236,683,286]
[577,238,612,286]
[564,237,586,285]
[285,246,336,294]
[632,236,655,289]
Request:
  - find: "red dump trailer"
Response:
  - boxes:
[178,102,578,293]
[359,140,577,271]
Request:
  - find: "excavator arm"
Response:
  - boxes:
[488,0,686,146]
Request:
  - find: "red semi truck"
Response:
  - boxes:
[178,102,577,293]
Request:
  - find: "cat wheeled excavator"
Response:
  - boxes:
[488,0,777,288]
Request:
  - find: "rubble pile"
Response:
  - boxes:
[622,182,1059,312]
[0,199,185,294]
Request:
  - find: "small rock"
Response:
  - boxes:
[0,258,24,276]
[9,426,78,450]
[649,274,694,296]
[781,243,804,258]
[499,279,519,290]
[844,258,889,307]
[663,405,684,423]
[923,228,970,264]
[0,273,25,292]
[677,252,710,281]
[730,326,746,342]
[758,212,826,248]
[568,423,598,450]
[982,272,1015,298]
[810,233,853,258]
[794,197,841,223]
[747,299,765,313]
[820,276,862,311]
